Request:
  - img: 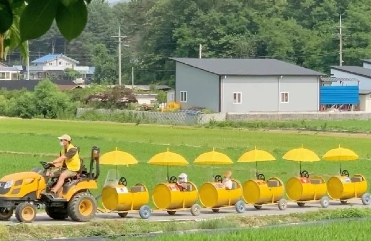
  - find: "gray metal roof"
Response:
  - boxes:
[0,66,19,71]
[359,90,371,95]
[331,66,371,79]
[320,77,359,82]
[170,58,325,76]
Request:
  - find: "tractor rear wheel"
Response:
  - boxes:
[0,208,13,221]
[67,192,97,222]
[45,206,69,220]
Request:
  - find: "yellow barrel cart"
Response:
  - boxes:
[194,148,245,213]
[237,147,287,210]
[148,149,201,216]
[323,145,371,205]
[97,148,151,219]
[283,146,330,208]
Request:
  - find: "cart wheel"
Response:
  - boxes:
[361,193,371,205]
[340,200,348,204]
[320,196,330,208]
[235,200,245,213]
[139,205,151,219]
[15,203,36,223]
[167,211,176,215]
[278,199,287,210]
[212,208,220,213]
[118,212,128,218]
[254,205,262,210]
[297,202,305,207]
[191,204,201,216]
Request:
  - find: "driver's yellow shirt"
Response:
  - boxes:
[60,144,81,172]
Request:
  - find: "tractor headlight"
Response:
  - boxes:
[3,180,13,189]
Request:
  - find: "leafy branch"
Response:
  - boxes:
[0,0,96,61]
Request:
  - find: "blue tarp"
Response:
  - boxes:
[320,86,359,105]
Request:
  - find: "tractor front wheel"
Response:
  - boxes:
[67,192,97,222]
[15,203,36,223]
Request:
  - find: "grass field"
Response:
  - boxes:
[1,118,371,202]
[126,219,371,241]
[207,119,371,133]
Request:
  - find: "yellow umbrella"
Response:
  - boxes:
[100,147,138,179]
[322,145,358,174]
[282,145,320,175]
[148,148,188,181]
[237,146,276,178]
[194,147,233,165]
[100,147,138,166]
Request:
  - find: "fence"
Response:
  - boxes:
[76,108,204,125]
[76,108,371,125]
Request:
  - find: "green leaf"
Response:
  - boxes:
[55,0,87,41]
[19,0,58,42]
[60,0,78,7]
[0,0,13,34]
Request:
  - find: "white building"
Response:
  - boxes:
[0,65,20,80]
[330,59,371,111]
[28,54,94,81]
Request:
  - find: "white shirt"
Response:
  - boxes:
[223,178,232,189]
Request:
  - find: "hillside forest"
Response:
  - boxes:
[4,0,371,86]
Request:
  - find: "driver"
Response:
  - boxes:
[176,173,188,191]
[222,170,233,190]
[46,134,81,197]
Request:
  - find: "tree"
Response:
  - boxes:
[65,68,81,80]
[156,90,167,104]
[7,92,36,118]
[91,44,117,84]
[33,79,75,118]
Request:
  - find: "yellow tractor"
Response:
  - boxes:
[0,146,100,223]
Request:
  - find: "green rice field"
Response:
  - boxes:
[127,219,371,241]
[1,118,371,202]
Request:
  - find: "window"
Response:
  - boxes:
[281,92,289,103]
[180,91,187,102]
[59,61,62,65]
[233,92,242,104]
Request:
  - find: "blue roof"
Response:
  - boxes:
[31,54,79,64]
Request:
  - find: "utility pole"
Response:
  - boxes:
[199,44,202,59]
[111,26,127,86]
[26,40,29,80]
[338,15,343,66]
[131,66,134,88]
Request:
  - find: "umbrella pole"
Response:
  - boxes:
[167,165,169,182]
[115,165,118,179]
[299,161,302,176]
[255,161,258,179]
[340,163,342,175]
